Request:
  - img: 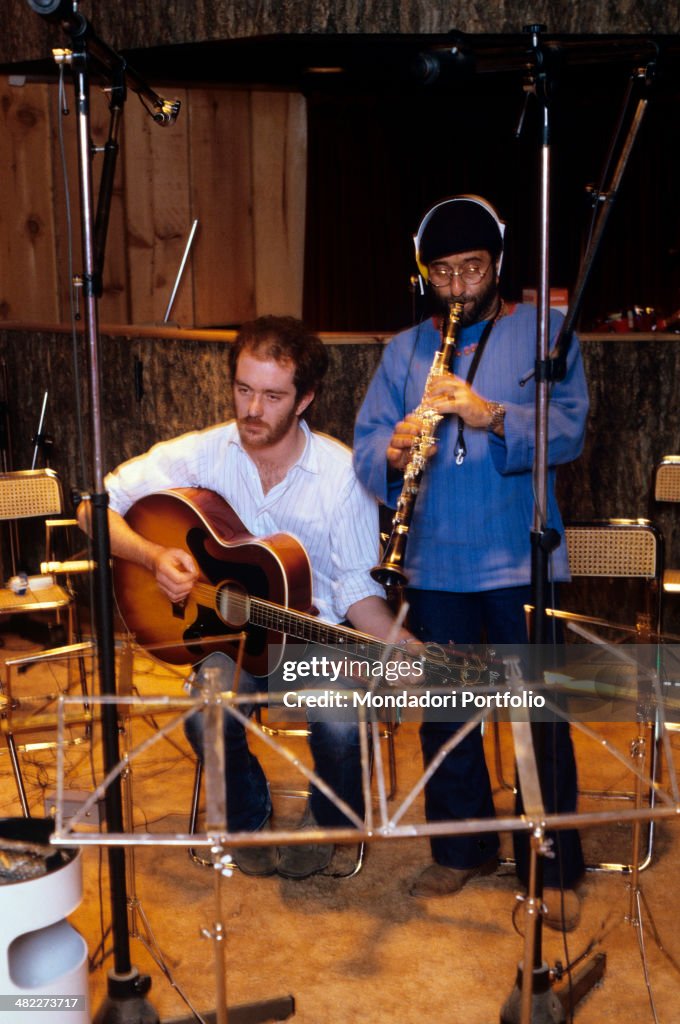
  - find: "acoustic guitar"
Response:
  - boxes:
[112,488,486,686]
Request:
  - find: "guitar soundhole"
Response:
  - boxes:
[216,582,250,628]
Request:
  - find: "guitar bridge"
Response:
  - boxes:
[171,598,187,620]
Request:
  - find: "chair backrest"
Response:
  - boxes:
[564,518,663,636]
[0,469,64,522]
[565,520,662,580]
[654,456,680,503]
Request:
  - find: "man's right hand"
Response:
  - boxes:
[152,547,199,603]
[386,413,429,472]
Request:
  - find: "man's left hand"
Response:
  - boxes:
[427,372,492,428]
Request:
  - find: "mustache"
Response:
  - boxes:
[433,291,473,308]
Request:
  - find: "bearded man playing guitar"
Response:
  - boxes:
[79,315,416,880]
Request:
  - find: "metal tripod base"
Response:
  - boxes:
[92,968,160,1024]
[164,994,295,1024]
[553,952,607,1016]
[500,954,607,1024]
[500,963,565,1024]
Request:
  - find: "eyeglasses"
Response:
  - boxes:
[428,260,491,288]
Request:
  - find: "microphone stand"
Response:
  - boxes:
[69,42,157,1024]
[25,2,180,1020]
[28,8,294,1023]
[502,25,658,1024]
[546,58,656,382]
[499,26,561,1024]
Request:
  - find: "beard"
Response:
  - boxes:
[236,406,299,450]
[431,270,500,326]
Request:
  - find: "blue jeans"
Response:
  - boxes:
[183,652,364,833]
[406,586,584,887]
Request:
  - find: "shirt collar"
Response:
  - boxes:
[294,420,318,474]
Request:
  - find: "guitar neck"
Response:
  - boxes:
[245,595,489,689]
[248,596,397,663]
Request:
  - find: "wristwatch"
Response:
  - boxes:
[486,401,506,433]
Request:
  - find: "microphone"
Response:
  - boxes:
[25,0,82,23]
[25,0,89,47]
[412,34,474,85]
[25,0,181,127]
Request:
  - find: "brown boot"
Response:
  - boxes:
[409,856,498,897]
[542,887,581,932]
[277,842,334,879]
[277,807,334,880]
[231,819,278,877]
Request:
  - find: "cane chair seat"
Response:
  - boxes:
[0,580,73,612]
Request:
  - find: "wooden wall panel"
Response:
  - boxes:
[92,90,132,325]
[188,89,255,327]
[251,91,307,317]
[1,76,307,330]
[48,76,83,325]
[0,81,59,322]
[44,80,130,324]
[122,86,193,326]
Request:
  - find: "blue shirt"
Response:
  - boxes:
[353,303,589,592]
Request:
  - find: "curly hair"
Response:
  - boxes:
[229,316,329,407]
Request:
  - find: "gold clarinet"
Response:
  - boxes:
[371,299,464,589]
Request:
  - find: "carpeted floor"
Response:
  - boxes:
[2,628,680,1024]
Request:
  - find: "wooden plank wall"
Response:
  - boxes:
[0,82,60,322]
[0,77,307,328]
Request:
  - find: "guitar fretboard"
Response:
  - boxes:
[241,593,482,687]
[249,596,391,661]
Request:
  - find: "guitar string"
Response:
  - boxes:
[187,580,485,685]
[191,580,384,653]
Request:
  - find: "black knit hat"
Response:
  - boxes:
[415,196,505,274]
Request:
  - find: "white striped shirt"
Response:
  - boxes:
[105,420,384,623]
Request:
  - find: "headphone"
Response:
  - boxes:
[413,194,506,283]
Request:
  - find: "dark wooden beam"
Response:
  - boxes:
[2,1,680,67]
